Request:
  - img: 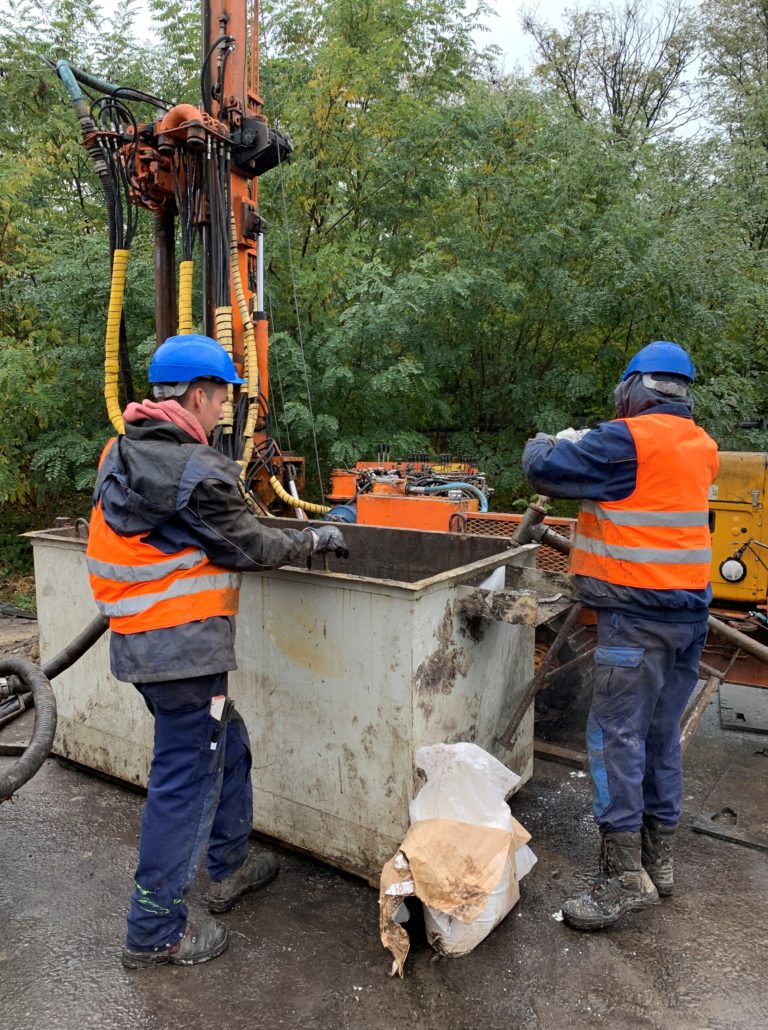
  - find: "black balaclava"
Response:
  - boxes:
[614,372,693,420]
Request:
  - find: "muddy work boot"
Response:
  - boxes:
[122,914,228,969]
[642,816,675,897]
[207,851,280,914]
[562,830,659,931]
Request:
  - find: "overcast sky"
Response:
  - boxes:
[474,1,567,71]
[99,0,571,73]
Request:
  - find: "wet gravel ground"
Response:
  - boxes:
[2,691,767,1029]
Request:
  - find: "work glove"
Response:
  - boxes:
[555,426,590,444]
[310,524,349,559]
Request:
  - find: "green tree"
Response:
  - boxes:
[4,0,768,570]
[0,0,176,569]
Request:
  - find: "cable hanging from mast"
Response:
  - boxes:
[91,93,141,429]
[275,134,325,504]
[174,152,201,334]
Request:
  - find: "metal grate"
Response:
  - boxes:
[451,512,576,573]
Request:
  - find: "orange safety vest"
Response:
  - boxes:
[569,413,719,591]
[86,440,240,635]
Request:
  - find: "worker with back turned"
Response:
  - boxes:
[86,334,347,967]
[522,341,718,930]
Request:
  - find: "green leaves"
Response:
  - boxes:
[3,0,768,543]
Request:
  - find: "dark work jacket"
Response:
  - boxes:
[93,420,315,683]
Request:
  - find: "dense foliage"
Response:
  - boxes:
[2,0,768,573]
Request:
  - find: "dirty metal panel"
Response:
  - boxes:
[504,565,575,627]
[235,574,414,854]
[691,749,768,851]
[410,581,535,789]
[719,683,768,734]
[30,536,153,787]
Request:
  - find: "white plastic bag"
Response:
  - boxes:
[412,743,536,956]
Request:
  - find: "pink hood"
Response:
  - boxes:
[122,398,208,445]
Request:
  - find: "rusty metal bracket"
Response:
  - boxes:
[679,649,742,752]
[539,646,596,687]
[533,740,588,769]
[498,602,583,751]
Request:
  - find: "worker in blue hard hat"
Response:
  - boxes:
[522,339,718,932]
[620,339,696,382]
[86,334,347,968]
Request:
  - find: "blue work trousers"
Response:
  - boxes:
[126,672,253,951]
[587,610,708,833]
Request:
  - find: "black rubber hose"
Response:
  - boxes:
[0,659,57,802]
[4,613,109,697]
[42,613,109,681]
[0,614,109,799]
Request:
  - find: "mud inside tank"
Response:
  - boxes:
[268,517,526,585]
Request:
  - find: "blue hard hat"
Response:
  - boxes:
[621,341,695,382]
[148,334,247,385]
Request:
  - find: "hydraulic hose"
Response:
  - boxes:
[105,249,129,433]
[269,475,330,515]
[215,305,235,435]
[55,58,170,110]
[54,59,85,107]
[178,260,194,334]
[0,659,56,802]
[53,59,111,189]
[42,613,109,681]
[3,613,109,697]
[408,482,489,512]
[52,62,136,414]
[229,210,259,472]
[0,614,109,802]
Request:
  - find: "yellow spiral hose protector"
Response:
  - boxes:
[178,260,194,334]
[215,305,234,434]
[104,248,129,434]
[269,475,330,515]
[229,212,259,474]
[228,217,328,515]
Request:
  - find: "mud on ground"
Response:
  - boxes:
[0,614,39,664]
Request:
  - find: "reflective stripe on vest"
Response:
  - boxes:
[86,441,240,634]
[579,500,710,529]
[93,570,241,618]
[569,414,718,591]
[86,549,207,583]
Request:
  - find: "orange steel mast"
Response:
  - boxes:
[203,0,269,426]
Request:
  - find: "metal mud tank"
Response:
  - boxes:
[29,521,538,882]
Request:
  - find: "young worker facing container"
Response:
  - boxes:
[522,341,719,930]
[86,334,347,967]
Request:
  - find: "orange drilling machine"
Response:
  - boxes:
[50,0,327,519]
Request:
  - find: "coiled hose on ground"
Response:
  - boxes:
[0,614,109,802]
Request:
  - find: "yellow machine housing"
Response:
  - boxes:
[709,452,768,604]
